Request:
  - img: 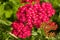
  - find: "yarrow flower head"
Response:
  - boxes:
[16,2,55,28]
[21,0,40,3]
[21,0,33,3]
[11,21,31,38]
[11,0,56,38]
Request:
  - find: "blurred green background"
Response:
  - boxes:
[0,0,60,40]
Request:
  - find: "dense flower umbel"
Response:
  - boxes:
[12,2,56,38]
[21,0,40,3]
[16,2,55,28]
[21,0,33,3]
[12,21,31,38]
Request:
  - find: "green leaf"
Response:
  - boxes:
[5,10,13,18]
[32,31,38,36]
[37,28,45,35]
[0,4,4,17]
[0,19,12,26]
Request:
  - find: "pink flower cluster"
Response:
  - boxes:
[12,21,31,38]
[16,2,55,28]
[21,0,33,3]
[21,0,40,3]
[11,2,55,38]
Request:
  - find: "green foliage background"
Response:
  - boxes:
[0,0,60,40]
